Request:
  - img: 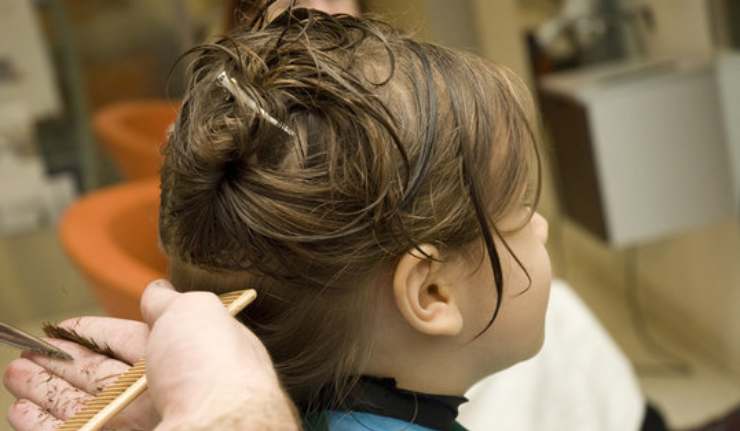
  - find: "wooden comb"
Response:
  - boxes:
[56,289,257,431]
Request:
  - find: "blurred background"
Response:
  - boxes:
[1,0,740,429]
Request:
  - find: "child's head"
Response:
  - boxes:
[159,4,550,409]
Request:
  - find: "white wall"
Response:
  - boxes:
[632,0,715,57]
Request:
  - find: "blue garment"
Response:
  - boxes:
[327,411,437,431]
[301,376,469,431]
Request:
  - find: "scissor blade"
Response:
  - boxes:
[0,322,73,360]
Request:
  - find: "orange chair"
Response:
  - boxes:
[59,178,167,320]
[93,100,180,180]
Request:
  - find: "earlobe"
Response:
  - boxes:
[393,245,464,337]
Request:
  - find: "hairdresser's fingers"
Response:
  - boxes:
[140,279,179,326]
[52,316,149,365]
[3,358,91,420]
[7,399,63,431]
[18,340,161,429]
[21,338,130,395]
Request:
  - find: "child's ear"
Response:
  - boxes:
[392,244,463,336]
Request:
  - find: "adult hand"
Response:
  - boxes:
[3,316,159,430]
[3,279,299,431]
[141,280,299,430]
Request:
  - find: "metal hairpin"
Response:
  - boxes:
[216,70,296,137]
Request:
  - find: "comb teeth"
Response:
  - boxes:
[56,289,257,431]
[56,362,147,431]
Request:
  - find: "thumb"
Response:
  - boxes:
[141,279,179,326]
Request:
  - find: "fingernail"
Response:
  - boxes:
[149,279,165,288]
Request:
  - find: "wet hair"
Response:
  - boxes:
[159,1,541,411]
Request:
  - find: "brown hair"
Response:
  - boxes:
[159,2,540,411]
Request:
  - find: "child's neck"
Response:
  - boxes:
[364,344,477,397]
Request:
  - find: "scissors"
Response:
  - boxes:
[0,321,73,360]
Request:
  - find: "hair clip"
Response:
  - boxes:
[216,70,296,137]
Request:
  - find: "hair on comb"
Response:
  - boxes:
[42,324,117,360]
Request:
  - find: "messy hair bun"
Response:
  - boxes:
[160,1,540,410]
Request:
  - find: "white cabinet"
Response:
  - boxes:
[540,56,738,246]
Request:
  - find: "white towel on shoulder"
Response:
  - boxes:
[459,279,644,431]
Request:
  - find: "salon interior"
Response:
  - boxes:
[1,0,740,430]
